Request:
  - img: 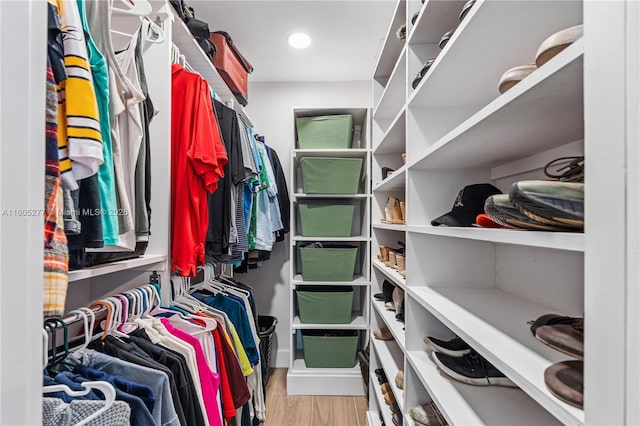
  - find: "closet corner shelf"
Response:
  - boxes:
[292,275,369,286]
[372,260,406,290]
[170,9,253,127]
[292,236,369,243]
[371,299,406,349]
[406,226,585,252]
[293,193,370,200]
[410,39,584,170]
[372,0,406,84]
[372,223,406,232]
[293,148,369,159]
[292,315,367,330]
[373,47,407,124]
[372,165,406,192]
[406,286,585,425]
[68,255,168,282]
[370,333,405,413]
[407,0,467,45]
[366,411,383,426]
[373,108,406,155]
[406,350,563,426]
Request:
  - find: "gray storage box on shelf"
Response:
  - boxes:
[296,114,354,149]
[300,157,363,194]
[302,330,359,368]
[296,286,354,324]
[298,203,356,237]
[299,246,358,281]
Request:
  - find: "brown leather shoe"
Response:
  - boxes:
[536,319,584,359]
[544,360,583,408]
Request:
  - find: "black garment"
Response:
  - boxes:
[206,100,245,256]
[218,276,258,327]
[68,173,104,251]
[47,1,66,84]
[126,332,206,426]
[265,145,290,241]
[101,335,187,426]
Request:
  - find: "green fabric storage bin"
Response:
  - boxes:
[302,330,359,368]
[300,157,363,194]
[296,286,354,324]
[296,114,353,149]
[300,246,358,281]
[299,203,355,237]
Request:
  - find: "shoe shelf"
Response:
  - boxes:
[373,108,405,155]
[371,333,405,413]
[293,148,369,159]
[372,259,406,291]
[291,315,368,330]
[406,226,585,252]
[292,274,369,286]
[372,298,406,350]
[407,0,467,45]
[372,165,406,192]
[373,47,408,128]
[407,286,585,425]
[406,349,562,425]
[366,411,383,426]
[372,223,406,232]
[373,0,406,97]
[408,1,582,110]
[409,39,584,170]
[372,376,395,426]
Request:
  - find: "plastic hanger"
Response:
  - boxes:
[42,328,49,369]
[43,381,117,426]
[66,308,94,351]
[111,0,152,16]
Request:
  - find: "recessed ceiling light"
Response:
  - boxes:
[288,33,311,49]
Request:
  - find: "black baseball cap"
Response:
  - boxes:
[431,183,502,227]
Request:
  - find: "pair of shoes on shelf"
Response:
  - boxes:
[410,401,448,426]
[530,313,584,408]
[386,286,404,314]
[375,368,387,385]
[382,384,395,405]
[498,25,583,94]
[383,197,405,224]
[374,326,394,341]
[373,279,395,303]
[395,370,404,390]
[424,335,516,387]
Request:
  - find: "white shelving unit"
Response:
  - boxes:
[369,0,639,424]
[287,107,371,396]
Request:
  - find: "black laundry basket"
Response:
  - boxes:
[258,315,278,389]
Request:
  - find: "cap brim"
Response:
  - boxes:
[431,209,477,227]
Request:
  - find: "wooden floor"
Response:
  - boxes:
[264,368,369,426]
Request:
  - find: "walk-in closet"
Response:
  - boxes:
[0,0,638,425]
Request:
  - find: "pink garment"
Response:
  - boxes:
[161,318,222,426]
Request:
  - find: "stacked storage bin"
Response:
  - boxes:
[289,109,370,391]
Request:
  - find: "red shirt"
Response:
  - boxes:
[171,64,228,276]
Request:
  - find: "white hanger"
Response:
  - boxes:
[42,329,49,369]
[111,0,152,17]
[66,308,94,351]
[43,381,117,426]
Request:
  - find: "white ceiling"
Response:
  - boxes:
[192,0,396,82]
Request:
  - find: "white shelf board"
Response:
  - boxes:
[408,0,467,45]
[171,9,252,126]
[371,377,394,426]
[372,223,406,232]
[69,255,168,282]
[372,165,406,192]
[411,39,584,170]
[293,148,369,159]
[370,333,404,413]
[372,260,406,291]
[292,315,368,330]
[409,0,582,108]
[372,299,406,350]
[373,0,406,81]
[366,411,383,426]
[293,236,369,242]
[406,350,563,426]
[406,226,585,252]
[293,193,369,199]
[407,286,585,425]
[291,357,362,376]
[373,108,406,155]
[374,47,407,124]
[292,275,369,286]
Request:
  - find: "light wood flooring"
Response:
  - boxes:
[264,368,369,426]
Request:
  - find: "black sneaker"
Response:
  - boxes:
[374,280,395,302]
[423,335,471,356]
[432,350,516,387]
[509,181,584,228]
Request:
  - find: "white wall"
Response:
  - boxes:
[243,80,371,367]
